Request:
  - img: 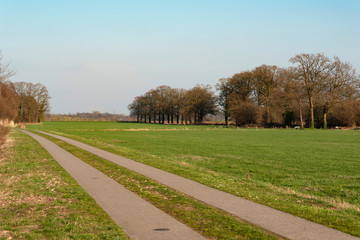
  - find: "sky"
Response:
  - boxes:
[1,0,359,114]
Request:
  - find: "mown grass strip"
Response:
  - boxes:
[0,130,129,240]
[32,130,283,240]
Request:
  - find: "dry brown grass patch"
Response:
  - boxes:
[216,154,243,160]
[175,203,196,212]
[72,129,95,132]
[180,161,192,167]
[0,230,12,239]
[3,175,20,186]
[268,184,360,212]
[175,154,214,161]
[0,191,11,208]
[14,194,55,205]
[0,134,14,164]
[206,170,218,176]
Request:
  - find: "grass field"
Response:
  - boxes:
[27,121,360,237]
[0,130,129,239]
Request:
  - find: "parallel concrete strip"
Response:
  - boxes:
[23,130,205,240]
[36,130,360,240]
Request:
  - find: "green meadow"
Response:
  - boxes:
[28,121,360,237]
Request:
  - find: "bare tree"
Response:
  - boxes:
[230,71,253,101]
[156,85,172,124]
[320,57,359,129]
[289,53,332,128]
[0,50,15,83]
[253,65,278,124]
[216,72,253,126]
[173,88,186,124]
[186,85,217,124]
[128,96,144,122]
[216,78,232,126]
[14,82,51,122]
[279,67,307,127]
[0,51,18,122]
[34,83,51,122]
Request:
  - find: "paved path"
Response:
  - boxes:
[23,130,205,240]
[35,130,360,240]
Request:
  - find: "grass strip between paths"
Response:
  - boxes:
[0,130,129,239]
[31,130,283,240]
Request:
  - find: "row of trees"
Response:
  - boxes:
[0,51,50,124]
[129,53,360,128]
[218,53,359,128]
[45,111,132,121]
[128,85,217,124]
[14,82,51,122]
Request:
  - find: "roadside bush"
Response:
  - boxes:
[0,82,19,121]
[230,99,262,126]
[328,101,360,127]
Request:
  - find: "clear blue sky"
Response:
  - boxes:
[1,0,359,114]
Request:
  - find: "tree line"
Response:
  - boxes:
[129,53,360,128]
[0,50,50,124]
[45,111,132,121]
[128,85,217,125]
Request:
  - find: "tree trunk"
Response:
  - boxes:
[266,99,270,124]
[299,105,304,128]
[224,102,229,126]
[28,105,31,122]
[323,104,328,129]
[323,112,327,130]
[309,96,314,128]
[224,110,228,126]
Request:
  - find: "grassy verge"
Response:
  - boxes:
[32,130,282,240]
[0,130,129,240]
[27,122,360,237]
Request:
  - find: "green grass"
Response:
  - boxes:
[32,130,280,240]
[0,130,129,240]
[28,121,360,237]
